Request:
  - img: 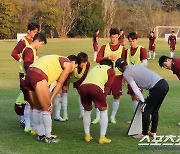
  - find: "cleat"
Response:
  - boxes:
[148,131,156,137]
[133,133,145,139]
[31,130,37,135]
[91,118,100,124]
[54,116,66,122]
[44,137,60,143]
[98,137,111,144]
[110,117,116,124]
[51,134,57,138]
[24,127,32,133]
[63,115,68,121]
[177,123,180,126]
[79,115,83,120]
[84,135,93,142]
[37,135,46,141]
[20,122,25,128]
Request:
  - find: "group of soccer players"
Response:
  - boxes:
[11,22,179,144]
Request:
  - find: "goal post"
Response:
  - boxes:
[154,26,180,40]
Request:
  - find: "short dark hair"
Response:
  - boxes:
[27,22,40,31]
[120,29,124,31]
[33,33,47,44]
[95,29,99,33]
[99,59,114,68]
[77,52,88,64]
[128,32,138,40]
[158,55,171,67]
[150,31,154,33]
[67,55,78,64]
[115,58,127,68]
[110,28,120,36]
[171,31,175,33]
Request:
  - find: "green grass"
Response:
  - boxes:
[0,38,180,154]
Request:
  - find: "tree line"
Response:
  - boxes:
[0,0,180,39]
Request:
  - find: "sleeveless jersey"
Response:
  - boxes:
[104,43,123,75]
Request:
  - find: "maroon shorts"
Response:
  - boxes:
[111,75,123,97]
[93,42,98,51]
[170,44,175,51]
[14,103,25,115]
[79,84,107,110]
[21,67,48,101]
[149,44,155,51]
[127,84,143,95]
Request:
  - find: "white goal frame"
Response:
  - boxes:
[154,26,180,39]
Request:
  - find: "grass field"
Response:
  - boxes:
[0,38,180,154]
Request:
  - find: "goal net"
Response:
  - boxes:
[154,26,180,41]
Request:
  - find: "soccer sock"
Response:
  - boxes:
[170,51,174,58]
[95,108,100,119]
[30,108,36,130]
[153,52,156,59]
[83,110,92,135]
[100,110,108,137]
[171,52,174,57]
[78,94,84,116]
[20,115,25,123]
[62,93,68,117]
[111,99,120,118]
[32,109,44,136]
[148,51,151,58]
[93,52,97,61]
[24,102,31,129]
[41,111,52,138]
[53,93,61,118]
[132,100,138,112]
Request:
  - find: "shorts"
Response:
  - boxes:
[21,67,48,101]
[14,104,25,115]
[127,84,143,95]
[149,44,156,51]
[79,84,107,109]
[93,42,98,51]
[111,75,123,97]
[170,44,175,51]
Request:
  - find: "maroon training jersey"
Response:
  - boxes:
[172,58,180,80]
[149,36,156,45]
[168,35,176,44]
[11,37,32,61]
[118,34,125,46]
[93,33,98,43]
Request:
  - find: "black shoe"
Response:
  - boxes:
[20,122,25,128]
[37,135,46,141]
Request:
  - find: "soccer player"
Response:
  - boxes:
[118,29,126,46]
[159,55,180,126]
[79,59,115,144]
[115,58,169,138]
[94,28,126,124]
[125,32,148,112]
[168,31,177,58]
[12,22,39,127]
[93,29,99,61]
[21,55,78,143]
[148,31,156,59]
[11,22,40,81]
[21,33,47,133]
[54,52,90,121]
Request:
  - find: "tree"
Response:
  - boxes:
[161,0,179,12]
[103,0,116,37]
[69,0,104,37]
[0,0,22,39]
[56,0,80,37]
[34,0,60,38]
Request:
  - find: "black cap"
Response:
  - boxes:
[115,58,127,68]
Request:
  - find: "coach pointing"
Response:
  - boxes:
[115,58,169,138]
